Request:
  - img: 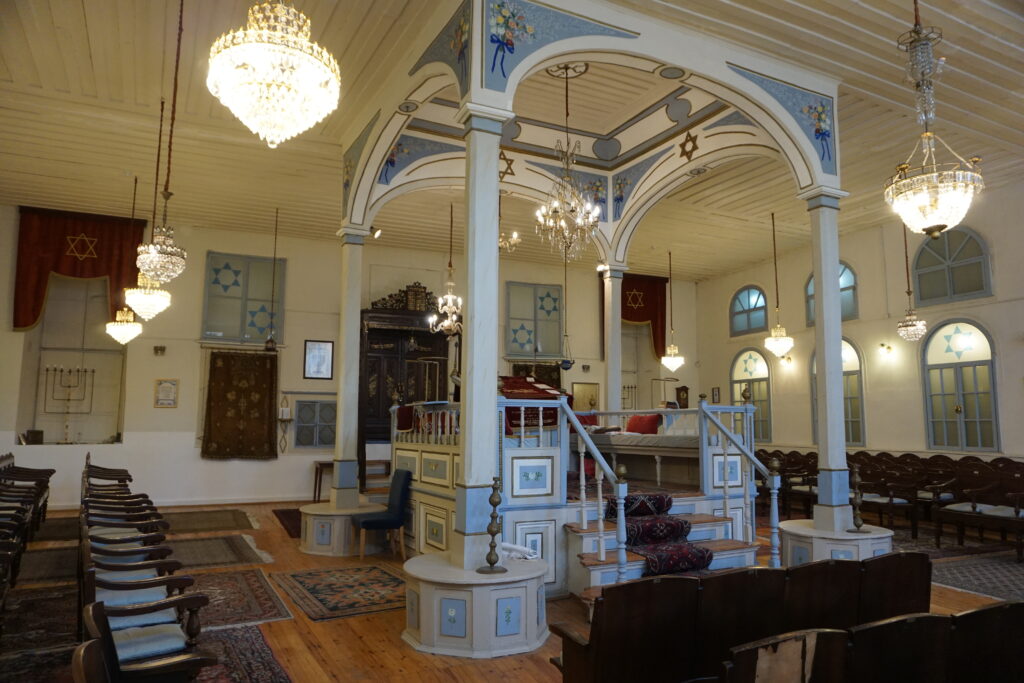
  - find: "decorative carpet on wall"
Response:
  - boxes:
[34,508,256,542]
[20,535,272,582]
[272,566,406,621]
[202,351,278,460]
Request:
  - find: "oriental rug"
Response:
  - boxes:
[0,584,78,652]
[931,551,1024,601]
[195,569,293,629]
[271,565,405,621]
[34,508,255,542]
[272,508,302,539]
[20,535,271,582]
[0,645,74,683]
[890,525,1013,560]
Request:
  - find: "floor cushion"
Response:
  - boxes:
[624,515,691,546]
[634,542,714,575]
[606,493,674,519]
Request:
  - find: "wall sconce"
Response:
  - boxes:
[879,343,893,355]
[581,364,590,372]
[153,345,166,356]
[782,355,793,365]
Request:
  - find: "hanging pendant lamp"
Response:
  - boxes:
[428,205,464,337]
[660,251,685,372]
[896,224,928,341]
[764,213,794,358]
[106,307,143,345]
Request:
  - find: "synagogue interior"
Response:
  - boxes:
[0,0,1022,680]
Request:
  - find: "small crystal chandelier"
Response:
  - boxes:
[106,308,143,345]
[428,205,463,337]
[498,194,521,254]
[535,63,600,261]
[125,273,171,321]
[764,213,794,359]
[883,0,983,240]
[138,2,187,284]
[208,2,341,149]
[661,251,685,372]
[896,224,928,342]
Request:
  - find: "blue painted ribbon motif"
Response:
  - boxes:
[490,34,514,78]
[815,129,831,161]
[488,2,535,80]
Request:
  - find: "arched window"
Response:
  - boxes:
[810,339,865,446]
[805,262,858,326]
[923,320,998,451]
[730,286,768,337]
[731,348,771,442]
[914,227,991,306]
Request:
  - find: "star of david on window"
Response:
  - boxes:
[510,323,534,350]
[247,305,276,335]
[537,291,559,317]
[742,352,758,377]
[65,233,98,260]
[943,326,974,359]
[625,289,644,309]
[679,131,699,162]
[499,151,515,180]
[212,262,242,293]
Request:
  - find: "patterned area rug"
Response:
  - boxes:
[34,509,255,542]
[197,569,293,629]
[272,565,406,621]
[272,509,302,539]
[0,584,78,652]
[891,525,1013,559]
[932,551,1024,601]
[0,646,74,683]
[20,534,272,582]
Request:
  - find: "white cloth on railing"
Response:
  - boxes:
[500,542,540,561]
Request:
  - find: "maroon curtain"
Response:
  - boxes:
[621,273,668,359]
[14,207,145,329]
[202,352,278,460]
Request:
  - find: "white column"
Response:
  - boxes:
[331,228,364,510]
[805,190,851,532]
[451,105,510,570]
[603,266,625,412]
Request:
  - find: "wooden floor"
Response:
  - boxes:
[32,501,997,682]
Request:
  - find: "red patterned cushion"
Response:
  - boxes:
[605,493,674,519]
[624,515,691,546]
[626,414,660,434]
[634,542,714,575]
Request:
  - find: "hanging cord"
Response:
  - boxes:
[448,204,454,270]
[150,99,165,230]
[163,0,184,200]
[902,222,914,303]
[667,251,675,335]
[770,212,782,322]
[269,209,280,339]
[913,0,921,28]
[563,67,570,151]
[129,176,138,224]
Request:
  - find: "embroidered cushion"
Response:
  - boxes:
[112,623,186,662]
[624,516,691,546]
[605,493,674,519]
[625,414,660,434]
[634,542,714,576]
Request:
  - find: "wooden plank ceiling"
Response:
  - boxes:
[0,0,1020,281]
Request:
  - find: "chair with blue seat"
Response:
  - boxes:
[350,469,412,561]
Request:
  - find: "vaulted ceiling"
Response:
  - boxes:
[0,0,1020,281]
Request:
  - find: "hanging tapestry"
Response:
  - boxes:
[619,273,668,359]
[13,206,145,329]
[202,351,278,460]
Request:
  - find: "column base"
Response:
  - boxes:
[780,518,893,566]
[402,552,549,658]
[299,500,386,557]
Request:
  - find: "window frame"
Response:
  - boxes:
[730,347,772,443]
[201,251,286,345]
[913,226,991,307]
[920,318,1000,452]
[504,281,563,359]
[729,285,769,337]
[293,399,337,449]
[805,261,858,326]
[810,339,866,447]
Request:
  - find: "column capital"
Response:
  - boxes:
[336,225,367,244]
[458,102,515,136]
[600,264,628,279]
[797,185,849,209]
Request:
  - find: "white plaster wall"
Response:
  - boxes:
[693,182,1024,457]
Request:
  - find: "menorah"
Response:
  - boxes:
[43,365,96,444]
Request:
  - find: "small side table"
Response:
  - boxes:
[313,460,334,502]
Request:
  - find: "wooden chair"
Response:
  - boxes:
[950,601,1024,683]
[350,469,412,560]
[72,639,110,683]
[856,552,931,625]
[83,598,216,682]
[846,613,950,683]
[720,628,848,683]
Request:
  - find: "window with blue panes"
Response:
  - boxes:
[729,286,768,337]
[914,227,991,306]
[506,282,562,358]
[805,262,858,326]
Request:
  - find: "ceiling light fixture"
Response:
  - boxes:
[106,308,143,345]
[125,274,171,321]
[896,223,928,342]
[535,63,600,261]
[137,0,187,285]
[208,2,341,149]
[660,251,685,372]
[883,0,983,239]
[764,213,794,358]
[372,227,383,239]
[428,205,463,337]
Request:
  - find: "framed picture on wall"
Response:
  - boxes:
[154,379,178,408]
[303,340,333,380]
[711,386,721,404]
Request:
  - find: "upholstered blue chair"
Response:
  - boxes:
[351,469,412,561]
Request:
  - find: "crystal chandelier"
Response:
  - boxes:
[125,273,171,321]
[138,2,187,284]
[660,251,684,372]
[883,0,983,239]
[764,213,794,358]
[896,224,927,342]
[535,63,600,261]
[428,205,463,337]
[106,308,143,345]
[208,2,341,149]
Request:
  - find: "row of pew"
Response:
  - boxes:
[72,455,216,682]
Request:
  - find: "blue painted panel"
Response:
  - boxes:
[517,464,549,490]
[537,587,546,626]
[704,110,756,130]
[407,590,420,630]
[334,460,359,489]
[600,570,617,584]
[395,454,418,477]
[831,549,855,560]
[496,596,522,637]
[409,0,472,95]
[791,544,810,566]
[688,529,714,541]
[455,487,493,534]
[873,548,888,557]
[422,456,450,483]
[342,112,379,214]
[314,520,332,546]
[440,598,467,638]
[426,515,447,549]
[818,469,850,507]
[378,135,463,185]
[672,504,696,514]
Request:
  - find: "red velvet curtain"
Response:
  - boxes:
[13,207,146,330]
[621,273,668,359]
